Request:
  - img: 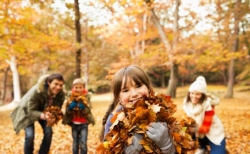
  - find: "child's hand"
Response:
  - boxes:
[68,101,77,111]
[124,133,143,154]
[78,102,85,110]
[188,125,197,133]
[146,122,175,154]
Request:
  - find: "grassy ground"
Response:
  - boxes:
[0,85,249,154]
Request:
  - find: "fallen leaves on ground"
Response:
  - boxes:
[0,91,249,154]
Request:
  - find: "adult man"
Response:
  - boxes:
[11,73,65,154]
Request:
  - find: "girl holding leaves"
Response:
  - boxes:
[183,76,226,154]
[98,65,178,154]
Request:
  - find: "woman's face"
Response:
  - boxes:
[189,91,202,104]
[119,77,149,108]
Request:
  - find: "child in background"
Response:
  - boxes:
[99,65,176,154]
[63,78,95,154]
[183,76,226,154]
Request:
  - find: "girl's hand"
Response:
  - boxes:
[196,133,205,139]
[124,133,143,154]
[189,127,195,132]
[146,122,175,154]
[188,125,197,133]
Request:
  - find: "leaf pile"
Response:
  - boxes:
[44,106,63,126]
[67,91,89,118]
[96,92,198,154]
[69,91,89,106]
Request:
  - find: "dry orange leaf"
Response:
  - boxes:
[173,132,182,142]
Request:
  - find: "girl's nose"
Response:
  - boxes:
[131,88,138,97]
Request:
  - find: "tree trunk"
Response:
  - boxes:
[242,21,250,55]
[74,0,82,78]
[83,48,89,89]
[225,59,235,98]
[225,0,240,98]
[219,69,227,86]
[150,9,171,51]
[167,64,178,97]
[141,13,147,55]
[150,8,177,96]
[3,4,21,103]
[0,67,10,104]
[161,68,165,87]
[6,56,21,103]
[166,0,180,98]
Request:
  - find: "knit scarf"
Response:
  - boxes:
[186,102,203,117]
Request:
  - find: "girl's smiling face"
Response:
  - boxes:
[119,77,149,108]
[189,91,202,104]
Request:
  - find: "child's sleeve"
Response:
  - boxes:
[198,108,214,134]
[103,114,114,139]
[86,107,95,125]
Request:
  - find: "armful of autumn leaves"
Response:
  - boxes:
[96,92,199,154]
[44,106,63,127]
[43,92,91,127]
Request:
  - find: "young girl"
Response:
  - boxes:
[183,76,226,154]
[62,78,95,154]
[99,65,176,154]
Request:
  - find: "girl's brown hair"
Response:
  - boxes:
[99,65,153,141]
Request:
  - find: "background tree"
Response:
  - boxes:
[0,0,249,103]
[74,0,82,78]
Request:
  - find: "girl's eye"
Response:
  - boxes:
[136,84,142,88]
[121,89,128,92]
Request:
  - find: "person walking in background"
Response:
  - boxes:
[99,65,176,154]
[183,76,226,154]
[63,78,95,154]
[10,73,65,154]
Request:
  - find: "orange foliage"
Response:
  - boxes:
[1,90,250,153]
[66,91,89,118]
[44,106,63,127]
[96,91,198,154]
[105,58,130,80]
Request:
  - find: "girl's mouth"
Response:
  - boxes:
[130,97,143,104]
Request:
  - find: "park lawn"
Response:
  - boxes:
[0,85,249,154]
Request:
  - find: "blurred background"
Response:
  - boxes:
[0,0,249,104]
